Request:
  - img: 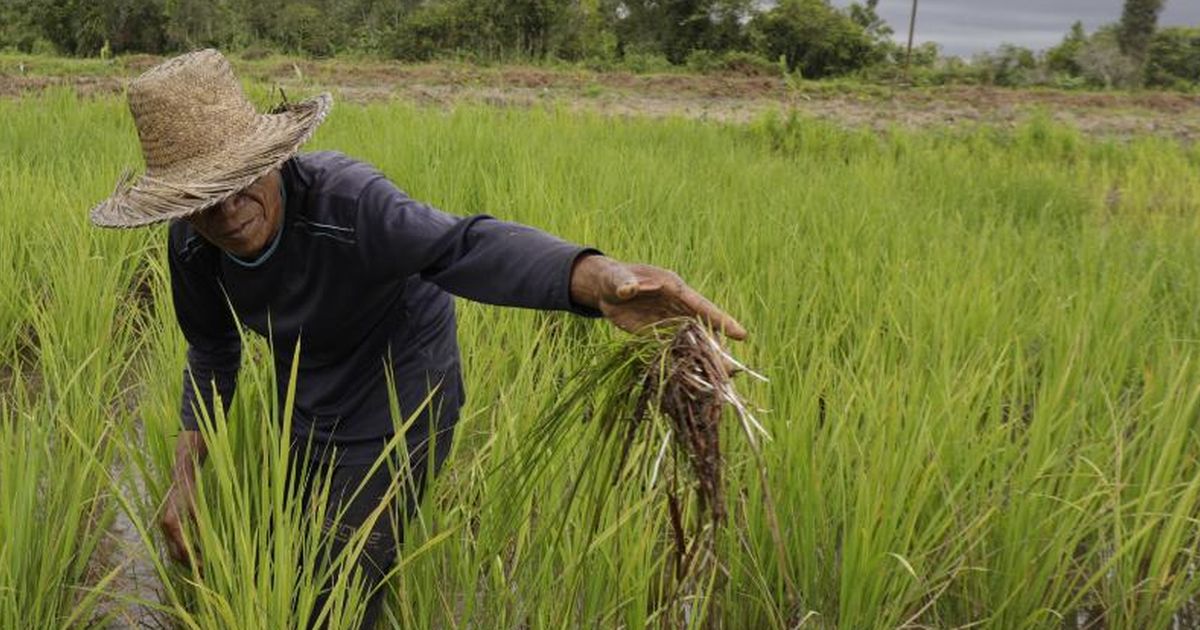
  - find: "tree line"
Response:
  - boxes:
[0,0,1195,87]
[967,0,1196,89]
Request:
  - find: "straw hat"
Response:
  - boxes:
[90,49,331,228]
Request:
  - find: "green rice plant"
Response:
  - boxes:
[103,255,430,628]
[5,86,1200,627]
[494,318,788,628]
[0,369,124,628]
[0,95,146,625]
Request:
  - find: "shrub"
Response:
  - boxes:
[686,49,780,76]
[388,4,459,62]
[239,44,274,61]
[684,48,720,73]
[1074,26,1141,89]
[1144,26,1200,87]
[718,50,780,76]
[972,44,1039,87]
[620,51,674,74]
[748,0,878,79]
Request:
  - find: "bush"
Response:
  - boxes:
[718,50,781,76]
[684,49,721,73]
[686,49,780,77]
[239,44,274,61]
[388,4,460,62]
[748,0,879,79]
[972,44,1039,87]
[277,2,341,57]
[1046,21,1086,76]
[620,51,674,74]
[1074,27,1141,89]
[1144,26,1200,87]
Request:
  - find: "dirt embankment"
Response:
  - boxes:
[3,56,1199,141]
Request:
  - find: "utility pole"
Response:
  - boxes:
[904,0,919,83]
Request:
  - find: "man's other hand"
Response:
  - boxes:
[161,430,206,571]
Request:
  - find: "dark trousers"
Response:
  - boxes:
[295,423,454,629]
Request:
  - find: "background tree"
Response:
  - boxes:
[26,0,167,55]
[1117,0,1164,65]
[1143,26,1200,87]
[848,0,892,45]
[749,0,877,78]
[1076,25,1141,88]
[163,0,244,50]
[612,0,751,63]
[1,0,43,51]
[1045,20,1086,76]
[972,43,1037,87]
[275,0,343,56]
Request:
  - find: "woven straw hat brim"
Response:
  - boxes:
[90,93,332,229]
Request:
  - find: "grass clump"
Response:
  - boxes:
[497,318,776,621]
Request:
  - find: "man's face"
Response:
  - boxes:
[187,170,283,259]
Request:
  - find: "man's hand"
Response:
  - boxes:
[160,430,207,571]
[570,254,747,340]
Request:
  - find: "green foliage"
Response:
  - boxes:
[1118,0,1164,64]
[748,0,879,79]
[1046,20,1086,76]
[619,50,674,74]
[847,0,892,45]
[0,91,145,627]
[22,0,167,55]
[613,0,752,64]
[1,0,1196,90]
[1144,26,1200,88]
[1076,25,1142,89]
[163,0,245,51]
[276,1,342,56]
[385,2,456,61]
[386,0,590,62]
[0,0,41,52]
[972,43,1039,87]
[685,49,780,76]
[0,0,896,78]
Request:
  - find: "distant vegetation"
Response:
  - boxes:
[0,0,1196,89]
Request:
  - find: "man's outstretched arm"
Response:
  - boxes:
[357,177,746,337]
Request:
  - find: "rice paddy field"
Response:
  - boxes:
[3,82,1200,629]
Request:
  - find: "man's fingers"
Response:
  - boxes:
[604,263,746,340]
[678,288,747,341]
[166,535,188,565]
[167,534,202,572]
[161,506,202,570]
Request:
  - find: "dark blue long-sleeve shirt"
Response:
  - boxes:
[169,151,598,464]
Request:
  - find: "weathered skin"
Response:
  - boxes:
[159,171,746,569]
[185,170,286,259]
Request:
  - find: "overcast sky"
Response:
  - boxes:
[829,1,1200,57]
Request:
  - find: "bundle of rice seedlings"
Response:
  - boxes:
[633,320,767,575]
[497,317,776,610]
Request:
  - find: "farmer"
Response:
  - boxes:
[89,49,745,628]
